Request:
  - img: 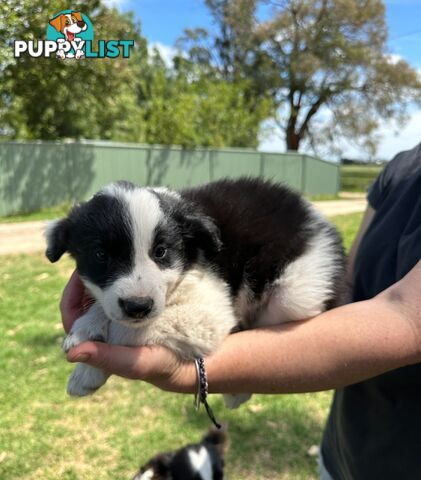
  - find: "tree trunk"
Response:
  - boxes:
[286,126,300,151]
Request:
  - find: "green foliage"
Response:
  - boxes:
[183,0,421,153]
[0,0,268,148]
[1,0,147,141]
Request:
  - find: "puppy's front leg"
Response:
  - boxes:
[62,302,110,397]
[62,302,109,352]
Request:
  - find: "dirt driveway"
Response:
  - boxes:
[0,198,366,256]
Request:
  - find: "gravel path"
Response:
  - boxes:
[0,199,366,256]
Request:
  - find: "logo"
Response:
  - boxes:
[14,10,134,59]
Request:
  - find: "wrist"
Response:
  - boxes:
[162,359,197,394]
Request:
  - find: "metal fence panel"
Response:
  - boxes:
[0,141,339,216]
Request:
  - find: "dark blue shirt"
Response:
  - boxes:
[321,144,421,479]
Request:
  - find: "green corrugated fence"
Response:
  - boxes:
[0,141,340,216]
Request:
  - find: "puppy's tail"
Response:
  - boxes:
[202,425,228,456]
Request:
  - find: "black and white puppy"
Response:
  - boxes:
[132,427,227,480]
[46,178,345,406]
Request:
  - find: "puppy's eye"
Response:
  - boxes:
[95,249,107,262]
[154,246,167,259]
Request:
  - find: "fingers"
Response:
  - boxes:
[66,342,196,393]
[60,270,93,333]
[67,341,150,379]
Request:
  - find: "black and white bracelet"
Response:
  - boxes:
[194,357,221,429]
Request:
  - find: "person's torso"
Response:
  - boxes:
[322,147,421,480]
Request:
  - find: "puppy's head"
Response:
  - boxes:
[133,452,173,480]
[133,427,227,480]
[45,182,221,326]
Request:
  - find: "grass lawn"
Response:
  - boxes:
[340,164,383,193]
[0,213,361,480]
[0,204,71,224]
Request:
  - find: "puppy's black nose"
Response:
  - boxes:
[118,297,154,319]
[77,21,86,28]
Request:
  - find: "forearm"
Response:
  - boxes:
[204,291,420,394]
[67,263,421,395]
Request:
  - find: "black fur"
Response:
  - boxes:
[181,178,314,298]
[46,177,345,331]
[133,427,227,480]
[48,192,134,289]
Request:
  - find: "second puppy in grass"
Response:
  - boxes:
[46,178,345,407]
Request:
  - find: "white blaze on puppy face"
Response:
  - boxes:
[92,185,183,323]
[188,446,213,480]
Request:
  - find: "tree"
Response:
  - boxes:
[182,0,421,153]
[0,0,147,141]
[136,51,270,147]
[0,0,269,148]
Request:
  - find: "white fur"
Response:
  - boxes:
[150,186,181,200]
[226,207,342,408]
[64,268,236,395]
[188,446,212,480]
[135,468,154,480]
[44,219,60,245]
[258,213,342,326]
[92,186,182,323]
[56,184,343,407]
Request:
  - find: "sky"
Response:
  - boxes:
[107,0,421,160]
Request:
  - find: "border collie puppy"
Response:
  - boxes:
[132,427,227,480]
[46,178,345,406]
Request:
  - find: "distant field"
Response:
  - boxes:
[340,164,383,193]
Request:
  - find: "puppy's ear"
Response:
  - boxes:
[73,12,83,22]
[135,453,173,480]
[45,218,69,263]
[203,425,228,457]
[182,213,222,258]
[49,14,64,33]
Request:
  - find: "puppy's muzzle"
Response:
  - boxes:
[119,297,154,320]
[77,21,86,29]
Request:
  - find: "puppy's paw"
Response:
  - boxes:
[67,364,107,397]
[223,393,252,409]
[63,330,105,353]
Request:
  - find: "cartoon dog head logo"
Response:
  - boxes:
[47,10,94,59]
[49,12,87,42]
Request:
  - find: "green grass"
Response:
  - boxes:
[0,204,71,223]
[340,164,383,193]
[0,213,361,479]
[331,212,363,252]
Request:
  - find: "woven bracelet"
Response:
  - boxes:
[194,357,221,429]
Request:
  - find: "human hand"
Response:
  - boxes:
[66,341,196,394]
[61,271,196,393]
[60,270,94,333]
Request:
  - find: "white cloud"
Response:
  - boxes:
[387,53,404,64]
[103,0,128,8]
[148,42,183,66]
[373,111,421,160]
[258,109,421,162]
